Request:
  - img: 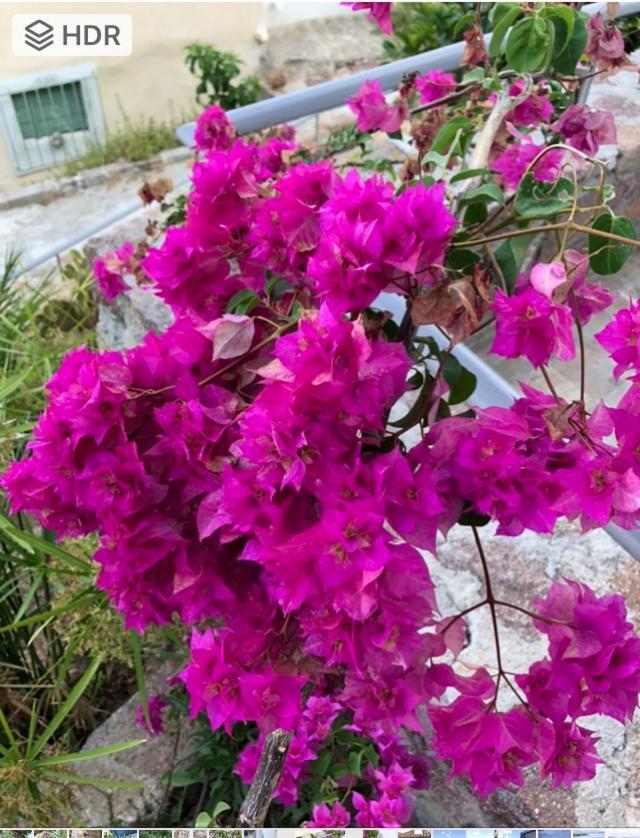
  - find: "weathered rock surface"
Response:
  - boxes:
[83,215,175,351]
[259,15,385,92]
[73,664,191,826]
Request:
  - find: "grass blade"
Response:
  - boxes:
[36,738,146,767]
[41,768,146,790]
[30,656,102,758]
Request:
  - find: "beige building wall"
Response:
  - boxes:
[0,3,264,190]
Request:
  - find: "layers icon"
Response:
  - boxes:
[24,18,54,51]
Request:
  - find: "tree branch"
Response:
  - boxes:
[237,728,291,827]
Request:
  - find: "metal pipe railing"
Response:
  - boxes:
[176,1,640,144]
[14,0,640,277]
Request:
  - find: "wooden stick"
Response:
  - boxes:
[237,728,292,827]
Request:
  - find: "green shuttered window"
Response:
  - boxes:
[11,81,88,140]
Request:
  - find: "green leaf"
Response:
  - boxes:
[493,240,518,292]
[195,813,212,828]
[449,367,478,406]
[489,4,522,57]
[329,762,350,780]
[30,656,102,758]
[310,749,332,777]
[461,183,504,205]
[493,235,536,293]
[515,174,574,218]
[447,248,481,271]
[41,769,144,790]
[35,739,145,767]
[169,769,203,787]
[442,354,461,390]
[450,167,490,184]
[540,17,557,72]
[431,116,473,156]
[588,213,637,275]
[0,512,93,573]
[389,371,434,429]
[490,1,519,27]
[543,4,575,51]
[464,201,488,225]
[0,367,31,402]
[461,67,486,83]
[505,16,551,72]
[553,13,587,74]
[453,11,476,38]
[211,800,231,824]
[225,288,260,316]
[348,750,364,777]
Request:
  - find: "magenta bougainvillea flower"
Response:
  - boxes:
[92,242,135,301]
[416,70,456,105]
[4,65,640,828]
[491,286,575,367]
[553,104,617,155]
[586,13,628,70]
[507,79,554,127]
[343,1,393,35]
[347,80,408,133]
[596,299,640,378]
[530,261,568,299]
[135,694,169,737]
[491,140,564,190]
[307,801,351,828]
[193,103,237,153]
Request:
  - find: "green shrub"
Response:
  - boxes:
[185,43,263,109]
[64,110,186,176]
[382,3,477,59]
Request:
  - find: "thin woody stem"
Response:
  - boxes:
[471,526,504,704]
[540,365,561,403]
[439,599,487,635]
[493,599,570,626]
[574,305,586,404]
[456,221,640,250]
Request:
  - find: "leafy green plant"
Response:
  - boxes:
[166,698,253,826]
[382,3,475,60]
[0,251,146,823]
[185,43,263,109]
[619,13,640,51]
[64,107,186,176]
[490,3,588,75]
[0,653,144,824]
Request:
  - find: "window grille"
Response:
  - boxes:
[0,63,105,175]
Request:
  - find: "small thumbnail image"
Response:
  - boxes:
[273,830,348,838]
[274,831,349,838]
[137,832,173,838]
[70,831,102,838]
[605,833,640,838]
[399,830,432,838]
[573,831,604,838]
[0,833,69,838]
[102,831,138,838]
[538,832,571,838]
[466,831,537,838]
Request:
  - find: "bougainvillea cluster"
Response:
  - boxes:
[4,1,640,828]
